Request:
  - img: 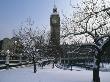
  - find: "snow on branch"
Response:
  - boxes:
[61,0,110,44]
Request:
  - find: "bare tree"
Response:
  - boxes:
[61,0,110,40]
[13,18,48,73]
[61,0,110,82]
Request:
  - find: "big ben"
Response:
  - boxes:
[50,5,60,47]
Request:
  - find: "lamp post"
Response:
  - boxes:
[19,53,22,65]
[5,50,10,69]
[14,41,17,54]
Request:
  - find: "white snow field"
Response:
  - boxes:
[0,64,110,82]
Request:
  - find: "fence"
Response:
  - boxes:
[0,54,31,69]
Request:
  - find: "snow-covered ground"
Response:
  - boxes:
[0,64,110,82]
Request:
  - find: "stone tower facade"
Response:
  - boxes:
[50,5,60,47]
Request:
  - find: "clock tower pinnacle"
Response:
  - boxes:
[50,3,60,47]
[49,2,63,59]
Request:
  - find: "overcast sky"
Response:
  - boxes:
[0,0,81,40]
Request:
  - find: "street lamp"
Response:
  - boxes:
[19,53,22,65]
[6,50,10,69]
[15,41,17,44]
[14,40,17,55]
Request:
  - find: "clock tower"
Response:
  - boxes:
[50,5,60,47]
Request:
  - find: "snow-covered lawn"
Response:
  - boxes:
[0,64,109,82]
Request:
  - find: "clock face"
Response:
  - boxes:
[52,17,58,24]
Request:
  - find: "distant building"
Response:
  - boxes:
[2,38,12,51]
[0,40,3,51]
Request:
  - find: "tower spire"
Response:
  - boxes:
[53,0,57,13]
[54,0,56,8]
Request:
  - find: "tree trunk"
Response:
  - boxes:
[93,68,100,82]
[52,60,55,69]
[33,55,36,73]
[93,53,100,82]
